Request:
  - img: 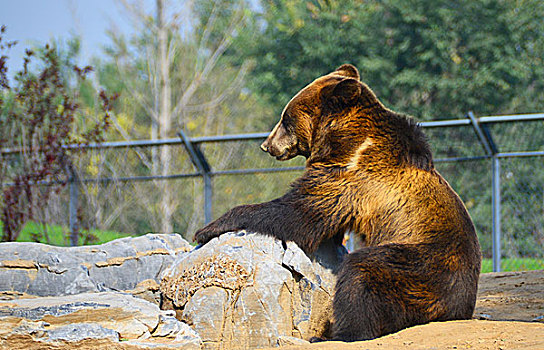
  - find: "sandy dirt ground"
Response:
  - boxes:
[273,270,544,350]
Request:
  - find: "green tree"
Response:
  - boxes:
[233,0,544,120]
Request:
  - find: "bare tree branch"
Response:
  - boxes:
[116,0,158,31]
[183,60,251,112]
[173,3,246,118]
[114,56,159,123]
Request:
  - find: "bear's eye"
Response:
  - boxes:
[282,118,290,129]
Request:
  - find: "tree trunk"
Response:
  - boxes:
[157,0,173,233]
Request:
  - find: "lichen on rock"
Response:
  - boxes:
[161,254,252,308]
[159,231,346,349]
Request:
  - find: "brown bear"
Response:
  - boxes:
[194,64,481,341]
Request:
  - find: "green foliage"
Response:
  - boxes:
[232,0,544,119]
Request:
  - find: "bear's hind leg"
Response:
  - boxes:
[332,259,394,341]
[332,245,439,341]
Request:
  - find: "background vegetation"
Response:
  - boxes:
[1,0,543,271]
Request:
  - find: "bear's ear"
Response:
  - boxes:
[330,78,362,105]
[335,64,360,80]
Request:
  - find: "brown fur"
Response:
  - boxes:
[194,64,481,341]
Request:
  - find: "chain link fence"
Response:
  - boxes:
[2,113,543,273]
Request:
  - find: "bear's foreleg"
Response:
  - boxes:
[193,194,338,254]
[193,202,280,246]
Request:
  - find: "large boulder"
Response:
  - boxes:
[160,231,346,350]
[0,234,191,297]
[0,291,201,349]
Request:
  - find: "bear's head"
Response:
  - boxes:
[260,64,383,162]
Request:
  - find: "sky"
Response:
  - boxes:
[0,0,153,75]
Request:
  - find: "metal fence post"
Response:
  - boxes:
[203,173,212,224]
[178,129,213,224]
[492,156,501,272]
[69,167,79,246]
[467,112,501,272]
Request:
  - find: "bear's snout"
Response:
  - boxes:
[260,139,279,155]
[261,139,285,158]
[260,121,296,160]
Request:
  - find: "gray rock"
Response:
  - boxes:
[47,323,120,342]
[160,231,346,349]
[0,291,202,349]
[182,286,229,343]
[0,234,191,297]
[0,292,159,339]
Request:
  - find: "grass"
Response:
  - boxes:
[0,221,131,246]
[481,258,544,273]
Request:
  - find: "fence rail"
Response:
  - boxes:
[2,112,544,272]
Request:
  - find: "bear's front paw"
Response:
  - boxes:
[193,225,222,245]
[193,206,247,245]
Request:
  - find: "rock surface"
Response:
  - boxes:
[160,231,346,350]
[0,234,191,298]
[0,291,202,349]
